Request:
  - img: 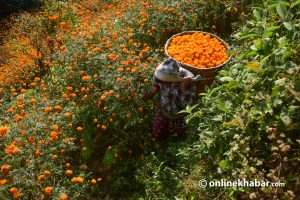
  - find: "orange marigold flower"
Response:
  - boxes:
[50,131,57,137]
[5,144,20,155]
[91,179,97,184]
[44,107,52,113]
[54,105,63,111]
[116,77,122,83]
[10,187,18,193]
[82,76,91,81]
[44,170,51,175]
[28,136,35,143]
[101,125,107,130]
[50,131,58,141]
[80,87,86,93]
[71,177,84,183]
[77,127,83,131]
[60,193,68,200]
[12,147,20,154]
[65,112,71,118]
[35,149,41,156]
[1,165,11,172]
[13,191,20,199]
[137,107,143,113]
[66,170,73,175]
[0,127,8,137]
[117,67,124,72]
[38,175,45,181]
[21,89,27,94]
[67,87,73,91]
[0,179,7,185]
[53,125,59,131]
[61,149,66,154]
[45,187,53,194]
[7,108,14,113]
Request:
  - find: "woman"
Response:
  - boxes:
[143,58,198,140]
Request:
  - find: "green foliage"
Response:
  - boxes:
[136,0,300,199]
[124,0,257,48]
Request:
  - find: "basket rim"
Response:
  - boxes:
[165,31,231,71]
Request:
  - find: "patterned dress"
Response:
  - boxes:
[150,59,197,140]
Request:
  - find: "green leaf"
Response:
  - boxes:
[238,50,257,59]
[214,99,230,113]
[219,77,234,82]
[239,32,259,40]
[266,26,281,32]
[268,1,290,9]
[206,85,223,97]
[276,4,287,18]
[253,8,262,21]
[280,114,292,126]
[283,21,293,30]
[180,104,198,114]
[219,160,229,170]
[292,0,300,7]
[263,31,273,38]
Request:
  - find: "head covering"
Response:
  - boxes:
[154,58,194,82]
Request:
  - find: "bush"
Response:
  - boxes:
[135,0,300,199]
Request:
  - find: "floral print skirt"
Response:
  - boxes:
[152,104,186,140]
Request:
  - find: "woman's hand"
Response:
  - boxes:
[181,77,192,91]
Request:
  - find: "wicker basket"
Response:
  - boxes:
[165,31,231,78]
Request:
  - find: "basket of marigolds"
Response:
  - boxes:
[165,31,231,94]
[165,31,230,84]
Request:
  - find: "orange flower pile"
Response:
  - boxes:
[167,32,229,68]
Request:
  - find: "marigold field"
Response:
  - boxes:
[0,0,299,199]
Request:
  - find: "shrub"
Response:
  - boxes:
[135,0,300,199]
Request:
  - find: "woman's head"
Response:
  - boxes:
[158,58,180,76]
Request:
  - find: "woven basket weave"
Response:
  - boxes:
[165,31,231,78]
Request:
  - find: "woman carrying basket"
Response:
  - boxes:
[143,58,199,141]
